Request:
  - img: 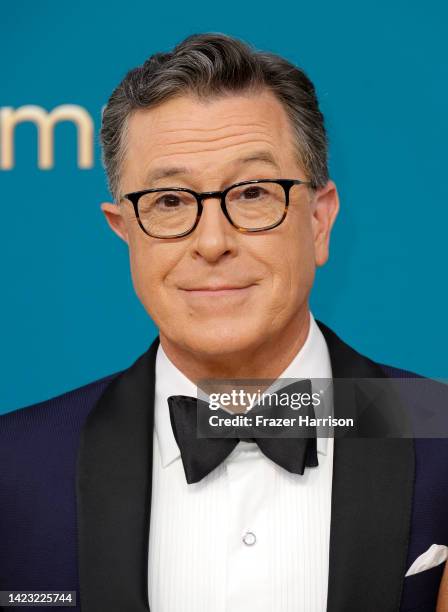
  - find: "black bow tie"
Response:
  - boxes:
[168,379,319,484]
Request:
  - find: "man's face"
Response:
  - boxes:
[102,90,338,358]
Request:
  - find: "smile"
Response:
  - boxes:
[180,285,256,297]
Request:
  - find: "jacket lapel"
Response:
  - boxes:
[317,321,415,612]
[77,337,159,612]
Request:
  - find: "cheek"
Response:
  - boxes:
[271,214,316,295]
[129,246,152,297]
[270,245,315,306]
[126,235,174,314]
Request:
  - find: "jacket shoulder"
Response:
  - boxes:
[378,363,423,378]
[0,372,121,434]
[316,319,426,379]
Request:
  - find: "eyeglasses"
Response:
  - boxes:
[121,178,312,239]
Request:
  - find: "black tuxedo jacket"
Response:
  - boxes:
[0,321,447,611]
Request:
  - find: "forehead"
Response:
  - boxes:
[121,90,299,189]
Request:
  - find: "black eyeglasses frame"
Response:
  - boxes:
[121,178,312,239]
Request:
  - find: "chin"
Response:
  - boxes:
[175,319,264,358]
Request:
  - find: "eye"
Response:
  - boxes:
[227,183,275,206]
[239,186,267,200]
[155,193,183,208]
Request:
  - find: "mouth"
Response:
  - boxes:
[179,284,256,297]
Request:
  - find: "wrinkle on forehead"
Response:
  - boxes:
[149,136,278,159]
[151,116,277,139]
[148,126,275,147]
[159,119,271,133]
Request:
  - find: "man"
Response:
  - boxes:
[0,33,447,612]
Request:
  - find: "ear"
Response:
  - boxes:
[310,180,340,267]
[101,202,129,244]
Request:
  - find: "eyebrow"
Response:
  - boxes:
[144,150,281,186]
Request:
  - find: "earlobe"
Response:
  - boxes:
[101,202,129,244]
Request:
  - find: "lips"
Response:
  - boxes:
[182,285,253,291]
[178,283,257,300]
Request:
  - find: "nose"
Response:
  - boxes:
[190,194,237,263]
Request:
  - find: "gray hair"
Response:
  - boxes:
[100,32,329,200]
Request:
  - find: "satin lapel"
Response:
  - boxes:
[317,321,415,612]
[77,337,160,612]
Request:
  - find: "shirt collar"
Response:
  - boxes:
[154,312,333,468]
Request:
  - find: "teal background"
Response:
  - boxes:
[1,1,447,415]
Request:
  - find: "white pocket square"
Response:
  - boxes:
[405,544,448,577]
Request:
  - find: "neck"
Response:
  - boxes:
[159,309,311,385]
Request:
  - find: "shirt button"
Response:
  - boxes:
[242,531,256,546]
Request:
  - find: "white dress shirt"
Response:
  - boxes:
[148,312,334,612]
